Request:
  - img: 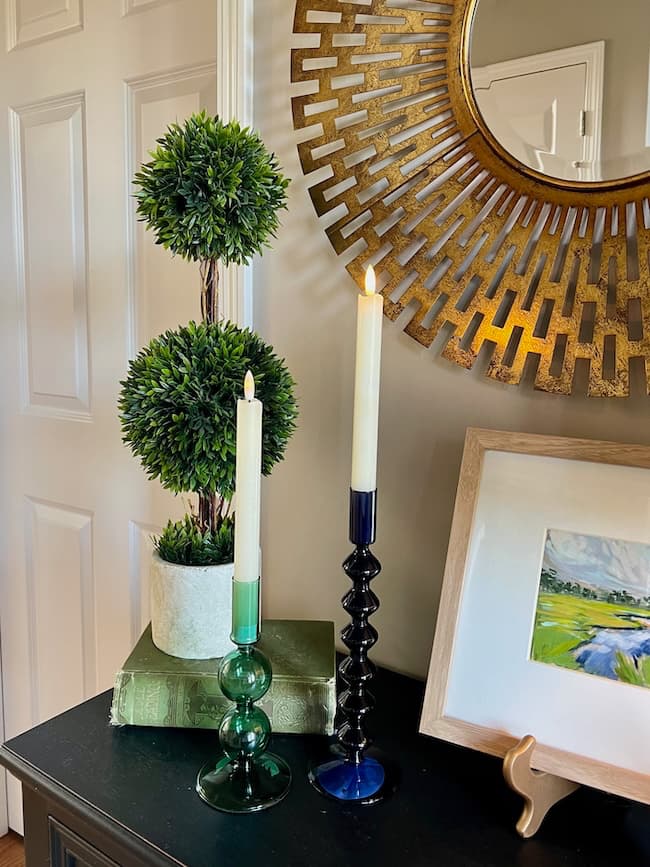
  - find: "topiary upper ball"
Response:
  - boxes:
[133,111,289,266]
[119,321,298,498]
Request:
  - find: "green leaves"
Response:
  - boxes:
[156,514,234,566]
[133,111,289,266]
[118,320,298,499]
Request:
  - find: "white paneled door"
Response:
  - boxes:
[474,64,587,180]
[473,43,604,182]
[0,0,217,832]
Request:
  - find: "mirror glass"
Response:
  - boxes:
[470,0,650,182]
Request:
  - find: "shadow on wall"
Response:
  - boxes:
[252,0,650,680]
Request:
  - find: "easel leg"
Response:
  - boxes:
[503,735,580,838]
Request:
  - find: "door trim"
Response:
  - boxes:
[217,0,254,328]
[472,41,605,182]
[0,638,8,836]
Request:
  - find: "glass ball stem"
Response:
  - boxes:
[196,584,291,813]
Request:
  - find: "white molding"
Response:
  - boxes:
[216,0,254,328]
[122,0,177,16]
[472,41,605,182]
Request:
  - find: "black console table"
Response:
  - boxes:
[1,666,647,866]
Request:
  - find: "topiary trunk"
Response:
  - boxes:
[198,491,218,534]
[200,258,219,325]
[199,258,219,534]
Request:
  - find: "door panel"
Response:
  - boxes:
[6,0,84,51]
[126,65,210,351]
[25,498,95,723]
[11,91,90,419]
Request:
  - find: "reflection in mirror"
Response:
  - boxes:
[470,0,650,182]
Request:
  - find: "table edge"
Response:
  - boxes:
[0,745,184,867]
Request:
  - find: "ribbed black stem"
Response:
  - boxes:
[337,543,381,764]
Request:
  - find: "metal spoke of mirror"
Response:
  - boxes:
[292,0,650,397]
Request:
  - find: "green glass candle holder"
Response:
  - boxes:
[196,579,291,813]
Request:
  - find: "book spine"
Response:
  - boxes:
[111,671,335,736]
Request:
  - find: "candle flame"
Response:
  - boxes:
[244,370,255,401]
[364,264,376,296]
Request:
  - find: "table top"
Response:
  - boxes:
[1,665,648,867]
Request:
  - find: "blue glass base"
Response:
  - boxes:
[309,754,388,804]
[313,756,384,800]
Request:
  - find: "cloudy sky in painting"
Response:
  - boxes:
[543,529,650,597]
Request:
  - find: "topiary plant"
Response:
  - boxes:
[156,515,235,567]
[119,320,298,564]
[133,111,289,323]
[128,112,292,567]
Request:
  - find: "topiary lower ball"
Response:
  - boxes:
[219,646,272,703]
[118,320,298,499]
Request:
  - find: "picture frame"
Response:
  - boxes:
[420,428,650,805]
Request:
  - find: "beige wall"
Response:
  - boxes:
[254,0,650,680]
[471,0,650,177]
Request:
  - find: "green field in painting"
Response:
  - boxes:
[531,593,650,675]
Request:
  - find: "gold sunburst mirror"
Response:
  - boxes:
[291,0,650,396]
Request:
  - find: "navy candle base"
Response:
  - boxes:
[309,747,397,806]
[309,756,384,803]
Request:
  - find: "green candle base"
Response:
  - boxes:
[231,579,260,645]
[196,642,291,812]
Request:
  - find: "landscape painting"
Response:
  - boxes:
[531,529,650,688]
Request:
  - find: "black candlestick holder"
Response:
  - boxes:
[309,489,396,804]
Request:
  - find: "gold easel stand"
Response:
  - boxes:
[503,735,580,838]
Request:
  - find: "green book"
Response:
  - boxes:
[110,620,336,735]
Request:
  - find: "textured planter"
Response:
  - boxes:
[150,553,234,659]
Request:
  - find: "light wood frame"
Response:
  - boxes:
[420,427,650,805]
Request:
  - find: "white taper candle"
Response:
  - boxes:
[234,370,262,583]
[350,265,384,492]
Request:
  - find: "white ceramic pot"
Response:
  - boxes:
[150,552,234,659]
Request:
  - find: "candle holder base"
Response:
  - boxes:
[308,746,397,805]
[196,640,291,814]
[197,752,291,814]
